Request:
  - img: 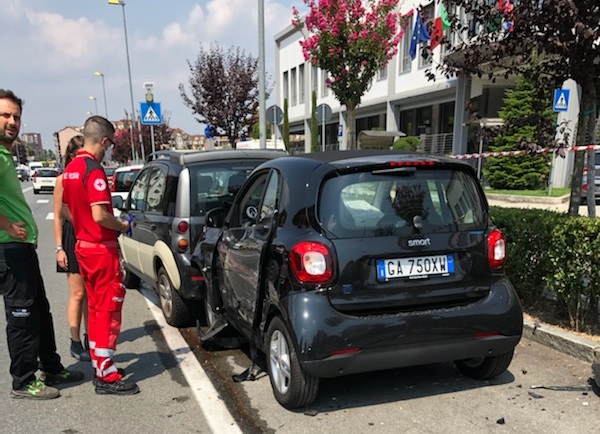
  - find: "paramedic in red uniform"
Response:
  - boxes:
[62,115,139,395]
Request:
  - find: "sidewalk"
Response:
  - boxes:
[486,192,598,216]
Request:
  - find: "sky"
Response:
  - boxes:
[1,0,306,149]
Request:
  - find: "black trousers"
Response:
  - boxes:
[0,243,63,390]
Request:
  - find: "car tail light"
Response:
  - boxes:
[175,221,189,252]
[290,241,333,284]
[111,175,116,192]
[177,221,189,233]
[177,239,189,252]
[487,229,506,270]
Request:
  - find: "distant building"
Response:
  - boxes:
[54,126,82,165]
[21,132,43,154]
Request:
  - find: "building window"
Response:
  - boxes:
[377,66,388,81]
[400,110,416,136]
[398,15,413,74]
[418,2,434,69]
[416,106,433,134]
[291,67,297,106]
[299,64,305,104]
[283,71,289,102]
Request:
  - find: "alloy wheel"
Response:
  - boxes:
[269,330,292,395]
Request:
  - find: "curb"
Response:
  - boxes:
[523,315,600,363]
[486,193,570,204]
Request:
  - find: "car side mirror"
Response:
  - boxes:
[112,195,124,211]
[205,207,226,228]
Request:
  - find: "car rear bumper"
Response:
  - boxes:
[174,253,205,301]
[301,334,521,378]
[33,185,55,191]
[282,277,523,379]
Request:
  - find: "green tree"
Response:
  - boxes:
[310,90,319,152]
[251,122,271,140]
[282,98,290,151]
[293,1,408,149]
[12,141,28,165]
[484,74,554,189]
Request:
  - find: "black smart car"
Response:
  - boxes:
[196,150,523,409]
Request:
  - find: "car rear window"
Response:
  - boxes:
[36,169,59,177]
[318,169,486,238]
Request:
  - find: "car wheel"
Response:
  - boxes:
[266,316,319,409]
[120,256,140,288]
[157,266,192,327]
[455,349,514,380]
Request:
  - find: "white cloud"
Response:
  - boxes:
[1,0,304,148]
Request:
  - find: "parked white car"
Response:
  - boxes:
[110,164,143,217]
[32,168,60,194]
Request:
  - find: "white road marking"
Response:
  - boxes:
[140,286,242,434]
[46,212,55,220]
[37,199,50,204]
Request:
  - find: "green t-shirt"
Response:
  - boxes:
[0,146,38,244]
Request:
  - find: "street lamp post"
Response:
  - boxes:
[258,0,266,149]
[109,0,137,162]
[89,96,98,115]
[94,71,109,118]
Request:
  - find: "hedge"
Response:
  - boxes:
[491,207,600,332]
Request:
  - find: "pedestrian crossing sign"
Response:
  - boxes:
[140,102,162,125]
[553,89,570,112]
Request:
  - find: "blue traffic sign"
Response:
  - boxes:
[553,89,570,112]
[140,102,162,125]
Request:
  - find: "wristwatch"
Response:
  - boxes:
[55,246,64,253]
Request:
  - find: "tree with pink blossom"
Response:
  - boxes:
[293,0,409,150]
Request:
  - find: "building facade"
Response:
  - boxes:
[274,2,575,188]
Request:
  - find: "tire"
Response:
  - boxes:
[119,254,140,289]
[455,349,515,380]
[266,316,319,409]
[157,266,192,327]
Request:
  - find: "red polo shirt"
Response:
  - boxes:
[62,150,116,243]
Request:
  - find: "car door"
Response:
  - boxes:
[218,169,279,336]
[120,167,151,274]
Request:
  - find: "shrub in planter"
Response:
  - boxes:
[491,207,565,308]
[545,217,600,332]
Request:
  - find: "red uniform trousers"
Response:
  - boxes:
[75,240,124,382]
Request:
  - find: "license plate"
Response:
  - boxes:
[377,254,454,280]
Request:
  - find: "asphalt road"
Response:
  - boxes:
[0,183,598,434]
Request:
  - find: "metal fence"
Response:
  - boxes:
[418,133,454,155]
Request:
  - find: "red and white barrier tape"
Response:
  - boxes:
[450,144,600,160]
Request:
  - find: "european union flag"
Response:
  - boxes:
[409,13,431,60]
